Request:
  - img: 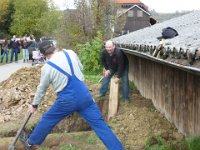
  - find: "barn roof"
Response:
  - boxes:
[112,10,200,72]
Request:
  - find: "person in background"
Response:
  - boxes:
[9,35,19,63]
[99,40,129,102]
[22,36,29,63]
[1,40,9,63]
[19,41,124,150]
[27,34,37,63]
[37,38,42,49]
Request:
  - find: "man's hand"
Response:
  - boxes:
[104,70,111,77]
[29,105,37,114]
[114,77,120,84]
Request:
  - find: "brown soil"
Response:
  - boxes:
[0,66,185,149]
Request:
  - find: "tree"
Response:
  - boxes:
[0,0,9,26]
[0,0,14,38]
[10,0,61,38]
[56,0,120,49]
[89,0,116,38]
[36,10,62,37]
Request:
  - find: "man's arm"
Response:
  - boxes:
[116,49,125,78]
[101,51,111,77]
[32,67,50,107]
[74,51,83,71]
[101,50,109,70]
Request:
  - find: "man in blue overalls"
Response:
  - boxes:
[20,41,124,150]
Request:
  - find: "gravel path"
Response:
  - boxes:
[0,60,31,82]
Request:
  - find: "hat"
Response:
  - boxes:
[39,40,54,54]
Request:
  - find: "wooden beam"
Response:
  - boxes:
[108,77,119,120]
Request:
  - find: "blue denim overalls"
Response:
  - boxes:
[28,51,124,150]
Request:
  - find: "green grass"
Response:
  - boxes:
[145,135,200,150]
[148,107,158,112]
[144,136,175,150]
[84,133,97,145]
[84,73,102,84]
[39,148,51,150]
[187,136,200,150]
[129,81,138,91]
[0,49,23,65]
[59,144,81,150]
[73,133,98,145]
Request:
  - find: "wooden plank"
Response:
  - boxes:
[108,77,119,120]
[194,75,200,135]
[187,73,194,135]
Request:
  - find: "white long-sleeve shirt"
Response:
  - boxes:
[32,49,84,105]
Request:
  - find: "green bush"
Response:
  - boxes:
[77,31,103,74]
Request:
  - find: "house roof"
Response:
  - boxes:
[115,0,142,4]
[118,4,151,17]
[112,10,200,71]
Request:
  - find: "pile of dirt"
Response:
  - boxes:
[0,66,56,123]
[109,92,184,149]
[0,66,185,149]
[0,66,95,133]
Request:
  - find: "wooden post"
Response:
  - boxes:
[108,77,119,120]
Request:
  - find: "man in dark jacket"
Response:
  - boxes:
[9,35,20,63]
[99,40,129,101]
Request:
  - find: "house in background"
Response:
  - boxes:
[115,0,156,35]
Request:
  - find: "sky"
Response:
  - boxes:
[141,0,200,13]
[53,0,200,13]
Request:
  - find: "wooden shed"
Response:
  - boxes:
[113,11,200,136]
[118,5,151,33]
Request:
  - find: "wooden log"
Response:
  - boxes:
[108,77,119,120]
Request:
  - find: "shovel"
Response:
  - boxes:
[8,112,32,150]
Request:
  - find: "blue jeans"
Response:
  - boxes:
[1,50,9,63]
[10,48,18,62]
[99,65,129,100]
[22,49,29,61]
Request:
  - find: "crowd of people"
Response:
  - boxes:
[0,34,44,65]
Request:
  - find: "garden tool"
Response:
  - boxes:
[8,112,32,150]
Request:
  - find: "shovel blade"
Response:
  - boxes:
[8,145,16,150]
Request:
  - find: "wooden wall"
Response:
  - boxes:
[127,53,200,136]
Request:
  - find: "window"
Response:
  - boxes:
[137,10,143,17]
[127,10,134,17]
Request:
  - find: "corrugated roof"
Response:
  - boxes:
[115,0,142,4]
[112,10,200,69]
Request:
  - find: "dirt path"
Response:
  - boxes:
[0,60,31,82]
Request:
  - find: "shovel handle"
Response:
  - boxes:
[10,112,32,146]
